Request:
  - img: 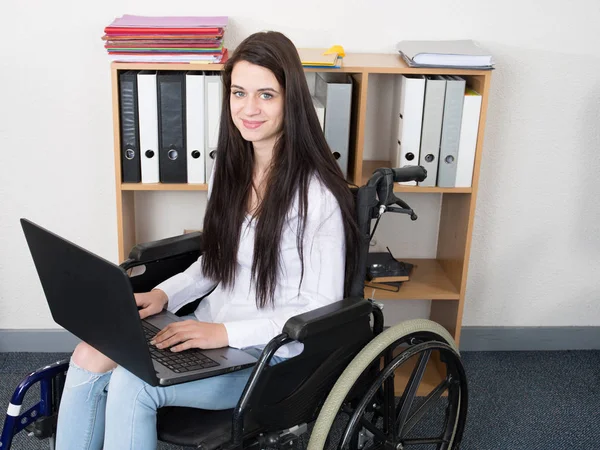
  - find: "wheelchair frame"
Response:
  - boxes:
[1,165,468,450]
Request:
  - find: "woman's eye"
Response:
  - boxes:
[233,91,245,98]
[260,93,273,100]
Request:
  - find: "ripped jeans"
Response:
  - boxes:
[54,346,284,450]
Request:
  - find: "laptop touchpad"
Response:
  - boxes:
[144,310,180,330]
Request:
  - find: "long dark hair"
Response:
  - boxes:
[201,31,360,308]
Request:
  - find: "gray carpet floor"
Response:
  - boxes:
[1,350,599,449]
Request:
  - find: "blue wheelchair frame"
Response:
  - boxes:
[1,359,67,449]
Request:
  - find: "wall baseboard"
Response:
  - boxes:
[459,326,600,351]
[0,327,599,353]
[0,330,81,352]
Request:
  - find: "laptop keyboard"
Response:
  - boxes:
[142,321,220,374]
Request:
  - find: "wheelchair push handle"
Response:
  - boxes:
[392,165,427,183]
[367,165,427,208]
[365,165,427,224]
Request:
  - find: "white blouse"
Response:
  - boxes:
[154,174,346,358]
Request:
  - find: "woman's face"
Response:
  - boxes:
[230,60,284,150]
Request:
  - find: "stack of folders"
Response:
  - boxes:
[118,70,222,184]
[297,48,343,69]
[392,75,483,188]
[102,15,228,63]
[396,40,494,70]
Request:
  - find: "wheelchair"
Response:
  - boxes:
[1,165,468,450]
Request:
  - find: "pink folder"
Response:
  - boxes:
[108,15,228,28]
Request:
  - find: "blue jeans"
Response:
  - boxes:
[54,346,285,450]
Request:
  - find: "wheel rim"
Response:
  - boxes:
[339,340,467,450]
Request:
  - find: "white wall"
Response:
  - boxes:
[1,0,599,330]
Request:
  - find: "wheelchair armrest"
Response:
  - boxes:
[283,297,373,342]
[127,232,204,264]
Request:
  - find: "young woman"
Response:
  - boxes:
[55,30,360,449]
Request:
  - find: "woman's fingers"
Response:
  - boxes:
[152,321,184,342]
[138,305,156,320]
[170,339,201,353]
[151,321,199,348]
[135,292,164,319]
[151,324,180,345]
[155,333,190,349]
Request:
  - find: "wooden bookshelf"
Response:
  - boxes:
[110,52,492,348]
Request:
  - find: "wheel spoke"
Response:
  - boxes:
[402,377,450,436]
[340,349,416,448]
[395,350,431,438]
[382,349,394,438]
[383,375,395,437]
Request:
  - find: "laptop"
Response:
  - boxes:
[20,218,258,387]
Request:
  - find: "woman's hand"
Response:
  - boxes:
[150,321,229,352]
[135,289,168,319]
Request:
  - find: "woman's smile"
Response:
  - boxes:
[242,119,265,130]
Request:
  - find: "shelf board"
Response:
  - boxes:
[361,160,472,194]
[364,259,460,301]
[120,183,208,191]
[111,54,491,76]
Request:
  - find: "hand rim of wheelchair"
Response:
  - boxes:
[307,318,467,450]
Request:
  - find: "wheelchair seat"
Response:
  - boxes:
[157,407,257,449]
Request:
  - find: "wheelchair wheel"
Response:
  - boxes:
[307,319,467,450]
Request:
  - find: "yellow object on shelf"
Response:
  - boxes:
[297,47,343,67]
[324,45,345,57]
